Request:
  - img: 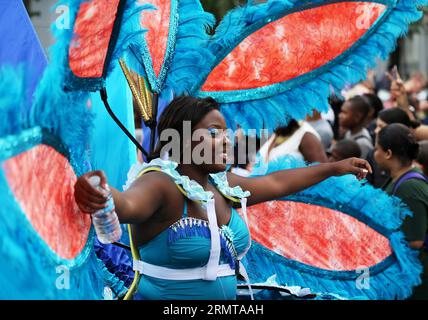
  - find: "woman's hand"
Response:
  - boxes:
[74,170,109,214]
[332,157,372,180]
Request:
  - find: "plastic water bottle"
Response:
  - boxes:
[89,175,122,244]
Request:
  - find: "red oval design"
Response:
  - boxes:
[202,2,385,92]
[243,200,392,271]
[69,0,121,78]
[140,0,171,77]
[3,145,91,260]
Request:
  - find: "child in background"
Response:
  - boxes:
[339,96,374,158]
[328,139,361,162]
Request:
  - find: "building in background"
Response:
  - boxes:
[402,26,428,78]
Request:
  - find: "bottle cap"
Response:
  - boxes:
[89,175,101,187]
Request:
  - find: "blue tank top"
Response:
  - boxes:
[136,200,250,300]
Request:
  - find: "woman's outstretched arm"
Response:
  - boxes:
[228,158,371,206]
[74,170,169,224]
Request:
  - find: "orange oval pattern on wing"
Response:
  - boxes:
[243,200,392,271]
[202,2,385,92]
[3,145,91,260]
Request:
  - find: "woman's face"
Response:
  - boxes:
[191,109,232,173]
[374,119,414,143]
[373,141,391,171]
[374,118,387,136]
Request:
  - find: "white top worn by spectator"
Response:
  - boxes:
[259,121,321,163]
[344,128,373,159]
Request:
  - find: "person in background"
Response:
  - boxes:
[416,141,428,177]
[230,129,262,177]
[375,108,419,134]
[307,109,334,151]
[366,108,420,188]
[258,119,328,164]
[339,95,373,158]
[342,70,376,101]
[404,72,427,112]
[388,68,428,142]
[375,124,428,300]
[328,139,361,162]
[362,93,384,143]
[328,94,345,141]
[419,99,428,125]
[386,66,418,121]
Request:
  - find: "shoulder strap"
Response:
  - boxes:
[123,224,141,300]
[392,171,428,195]
[219,191,242,206]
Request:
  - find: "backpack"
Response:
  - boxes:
[392,171,428,195]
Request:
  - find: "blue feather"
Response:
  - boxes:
[165,0,216,96]
[0,166,105,299]
[244,155,423,299]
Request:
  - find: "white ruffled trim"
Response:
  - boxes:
[209,172,251,199]
[123,158,250,205]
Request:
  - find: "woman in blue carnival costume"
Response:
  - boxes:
[1,0,426,300]
[74,96,371,300]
